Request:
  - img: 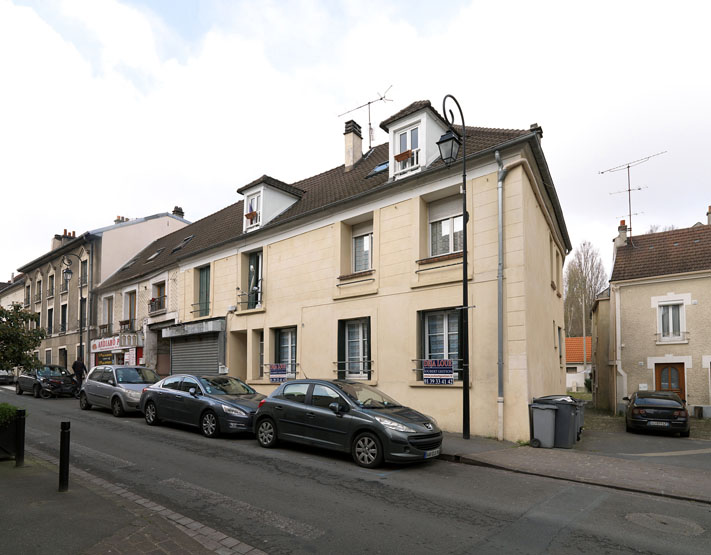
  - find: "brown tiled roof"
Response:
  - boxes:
[610,225,711,282]
[566,336,592,363]
[99,201,244,289]
[237,174,305,197]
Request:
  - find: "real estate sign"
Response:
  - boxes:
[269,363,287,383]
[423,359,454,385]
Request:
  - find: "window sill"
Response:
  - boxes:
[338,269,374,281]
[237,306,266,315]
[416,252,463,265]
[247,379,273,386]
[656,339,689,345]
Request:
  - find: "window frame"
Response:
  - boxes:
[352,230,373,273]
[276,327,297,379]
[658,302,684,341]
[421,309,461,381]
[245,192,262,229]
[428,196,463,257]
[338,317,371,380]
[394,124,420,175]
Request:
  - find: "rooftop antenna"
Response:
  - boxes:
[600,151,666,236]
[338,86,393,150]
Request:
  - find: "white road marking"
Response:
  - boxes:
[621,447,711,457]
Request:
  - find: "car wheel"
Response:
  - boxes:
[625,421,635,433]
[111,397,125,417]
[200,411,220,438]
[257,418,278,448]
[79,392,92,410]
[33,384,41,398]
[144,401,160,426]
[15,382,23,395]
[680,430,690,438]
[530,438,542,448]
[39,387,53,399]
[352,432,383,469]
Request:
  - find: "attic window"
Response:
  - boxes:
[367,161,389,178]
[145,248,165,262]
[245,192,261,228]
[121,259,137,271]
[171,235,195,254]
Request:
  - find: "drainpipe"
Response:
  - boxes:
[613,284,627,413]
[495,151,509,441]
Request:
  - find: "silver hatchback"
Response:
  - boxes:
[80,365,160,417]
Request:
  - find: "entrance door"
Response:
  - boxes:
[654,363,685,399]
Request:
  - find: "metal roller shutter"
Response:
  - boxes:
[170,334,219,374]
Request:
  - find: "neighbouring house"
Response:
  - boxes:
[592,211,711,417]
[15,210,189,369]
[95,100,571,441]
[0,274,26,309]
[565,336,591,392]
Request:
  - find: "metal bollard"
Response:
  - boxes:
[15,409,26,468]
[58,421,70,492]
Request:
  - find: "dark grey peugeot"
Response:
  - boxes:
[254,379,442,468]
[139,374,264,438]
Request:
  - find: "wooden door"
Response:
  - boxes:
[654,363,685,399]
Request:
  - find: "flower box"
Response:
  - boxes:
[394,150,412,163]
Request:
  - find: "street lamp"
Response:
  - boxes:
[437,94,470,439]
[62,254,85,364]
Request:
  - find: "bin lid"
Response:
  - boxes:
[533,395,577,404]
[530,403,557,410]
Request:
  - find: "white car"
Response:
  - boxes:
[79,365,160,417]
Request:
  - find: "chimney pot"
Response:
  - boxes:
[344,120,363,172]
[173,206,185,218]
[615,220,628,249]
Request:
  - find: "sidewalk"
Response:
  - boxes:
[440,431,711,505]
[0,448,266,555]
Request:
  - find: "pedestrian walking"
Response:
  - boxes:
[72,358,87,388]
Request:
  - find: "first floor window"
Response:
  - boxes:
[45,350,52,365]
[338,318,371,379]
[46,307,53,335]
[429,196,463,257]
[352,224,373,273]
[423,309,461,380]
[276,327,297,379]
[660,303,682,339]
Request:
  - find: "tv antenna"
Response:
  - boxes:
[338,86,393,150]
[600,151,666,236]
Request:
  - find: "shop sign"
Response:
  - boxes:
[91,336,121,352]
[96,353,113,365]
[269,363,287,383]
[423,359,454,385]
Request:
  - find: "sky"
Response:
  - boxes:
[1,0,710,285]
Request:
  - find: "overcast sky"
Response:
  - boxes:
[2,0,710,285]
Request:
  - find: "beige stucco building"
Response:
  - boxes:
[98,101,571,441]
[593,215,711,416]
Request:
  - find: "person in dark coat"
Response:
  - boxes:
[72,359,87,387]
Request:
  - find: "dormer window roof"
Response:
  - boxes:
[237,175,304,233]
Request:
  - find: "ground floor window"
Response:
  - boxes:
[338,318,371,379]
[276,327,297,379]
[421,309,461,380]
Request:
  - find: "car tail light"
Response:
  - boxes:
[674,410,688,418]
[258,399,266,408]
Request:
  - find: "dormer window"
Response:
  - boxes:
[245,192,262,228]
[394,125,419,176]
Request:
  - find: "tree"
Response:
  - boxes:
[0,304,45,370]
[564,241,608,338]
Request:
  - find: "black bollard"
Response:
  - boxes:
[15,409,26,468]
[58,421,70,492]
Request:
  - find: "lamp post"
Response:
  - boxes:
[62,254,85,364]
[437,94,470,439]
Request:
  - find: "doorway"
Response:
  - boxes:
[654,363,686,399]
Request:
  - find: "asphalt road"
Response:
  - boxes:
[3,387,711,554]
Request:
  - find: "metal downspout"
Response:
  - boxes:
[495,151,509,441]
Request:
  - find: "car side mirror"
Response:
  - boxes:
[108,379,115,386]
[622,396,629,401]
[329,402,348,415]
[189,387,198,396]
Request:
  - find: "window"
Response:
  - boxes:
[125,291,136,331]
[247,251,263,309]
[429,196,463,257]
[352,222,373,273]
[171,235,194,254]
[45,350,52,365]
[281,382,308,403]
[311,384,342,408]
[146,248,164,262]
[179,378,199,392]
[104,296,113,334]
[150,282,166,312]
[659,303,682,340]
[245,192,262,228]
[566,367,577,374]
[25,285,30,306]
[79,297,86,329]
[423,310,461,380]
[259,330,264,377]
[46,307,53,335]
[80,260,88,286]
[60,304,67,333]
[48,275,54,297]
[276,327,297,379]
[162,376,182,390]
[196,266,210,317]
[558,326,564,365]
[338,318,371,379]
[35,279,42,303]
[395,126,419,174]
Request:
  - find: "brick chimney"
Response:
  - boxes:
[707,205,710,225]
[344,120,362,172]
[614,220,628,249]
[173,206,185,218]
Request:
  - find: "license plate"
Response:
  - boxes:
[424,448,441,459]
[647,421,670,427]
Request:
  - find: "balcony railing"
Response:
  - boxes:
[191,301,210,317]
[47,286,54,298]
[24,297,30,307]
[119,319,136,332]
[60,282,68,294]
[394,148,420,176]
[46,324,53,335]
[59,322,67,334]
[34,292,42,303]
[99,323,114,336]
[149,296,166,314]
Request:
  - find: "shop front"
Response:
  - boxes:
[162,318,225,374]
[90,335,144,368]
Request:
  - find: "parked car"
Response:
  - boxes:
[254,379,442,468]
[80,365,160,417]
[0,369,15,385]
[624,391,690,437]
[139,374,265,438]
[15,365,77,399]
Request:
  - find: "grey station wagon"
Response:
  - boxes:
[80,365,160,417]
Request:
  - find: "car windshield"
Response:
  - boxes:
[38,367,67,377]
[635,397,683,408]
[334,382,401,408]
[198,376,256,395]
[116,367,160,384]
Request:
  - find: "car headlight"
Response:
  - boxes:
[374,416,415,433]
[222,404,247,417]
[424,414,438,427]
[126,390,142,400]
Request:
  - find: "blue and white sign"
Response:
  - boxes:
[423,359,454,385]
[269,363,287,383]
